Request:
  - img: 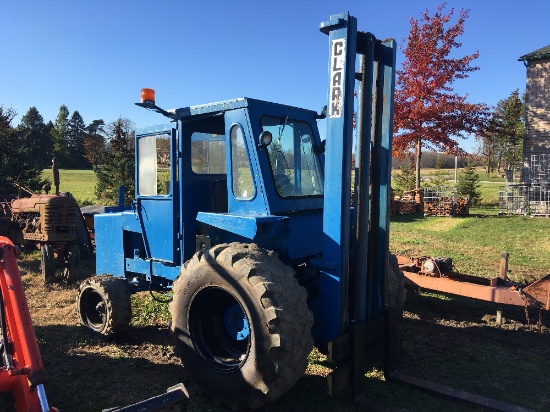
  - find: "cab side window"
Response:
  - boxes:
[191,132,226,174]
[137,133,171,196]
[230,125,254,200]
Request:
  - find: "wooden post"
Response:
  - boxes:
[499,252,509,281]
[496,309,503,325]
[497,253,509,323]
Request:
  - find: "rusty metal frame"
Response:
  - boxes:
[379,255,544,412]
[398,256,550,311]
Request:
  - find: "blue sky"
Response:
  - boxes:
[2,1,549,152]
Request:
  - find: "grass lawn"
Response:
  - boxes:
[41,169,98,205]
[390,213,550,279]
[389,167,550,280]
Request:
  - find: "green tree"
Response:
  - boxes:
[0,106,43,194]
[94,117,135,205]
[479,90,524,177]
[497,90,524,174]
[87,119,105,135]
[84,119,106,170]
[425,157,451,187]
[478,112,499,176]
[51,105,70,166]
[457,159,481,205]
[66,110,88,168]
[393,160,417,195]
[18,107,52,168]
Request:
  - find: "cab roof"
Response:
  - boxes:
[168,97,318,120]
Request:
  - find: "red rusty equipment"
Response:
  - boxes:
[0,236,57,411]
[398,254,550,311]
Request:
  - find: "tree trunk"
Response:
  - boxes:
[415,138,422,189]
[484,144,491,177]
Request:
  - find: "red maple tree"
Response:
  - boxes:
[393,3,489,189]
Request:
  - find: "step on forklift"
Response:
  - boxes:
[76,12,524,411]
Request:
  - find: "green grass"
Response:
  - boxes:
[41,169,98,205]
[390,214,550,279]
[390,167,548,281]
[478,181,501,206]
[49,167,504,207]
[131,291,172,327]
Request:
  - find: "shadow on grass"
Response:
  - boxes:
[34,312,550,412]
[405,289,550,327]
[396,291,550,411]
[391,213,425,223]
[35,324,193,412]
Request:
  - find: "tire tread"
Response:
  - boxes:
[171,242,313,409]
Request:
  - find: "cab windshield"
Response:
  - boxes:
[261,116,323,198]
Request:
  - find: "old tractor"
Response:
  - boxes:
[0,165,92,283]
[7,194,81,283]
[77,12,399,409]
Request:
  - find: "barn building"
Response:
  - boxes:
[519,44,550,183]
[499,44,550,215]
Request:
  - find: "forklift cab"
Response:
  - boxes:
[131,98,326,277]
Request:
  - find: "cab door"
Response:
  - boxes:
[135,124,180,265]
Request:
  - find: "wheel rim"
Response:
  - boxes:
[79,287,107,332]
[189,287,250,372]
[224,304,250,341]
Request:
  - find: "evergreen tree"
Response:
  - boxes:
[87,119,105,136]
[393,160,417,194]
[84,119,106,170]
[498,90,524,173]
[45,120,54,135]
[478,90,524,176]
[67,110,88,168]
[51,105,70,167]
[0,106,43,194]
[94,118,135,205]
[18,107,52,168]
[457,159,481,205]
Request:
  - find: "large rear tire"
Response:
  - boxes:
[386,253,406,373]
[40,244,56,284]
[77,275,131,336]
[64,243,80,283]
[75,208,93,257]
[387,253,406,309]
[170,243,313,410]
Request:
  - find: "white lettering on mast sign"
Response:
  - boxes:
[329,39,346,118]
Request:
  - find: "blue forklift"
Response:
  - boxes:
[77,12,400,409]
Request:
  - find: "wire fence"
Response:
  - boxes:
[498,184,550,216]
[530,154,550,184]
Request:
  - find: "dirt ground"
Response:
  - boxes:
[14,254,550,412]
